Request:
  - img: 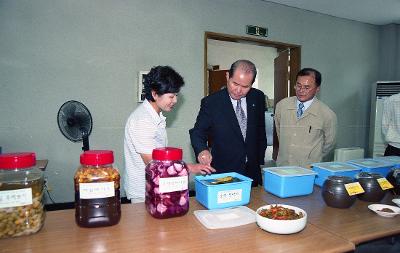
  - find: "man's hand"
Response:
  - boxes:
[198,150,212,165]
[187,163,216,175]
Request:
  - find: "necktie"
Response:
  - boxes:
[236,99,247,139]
[297,102,304,118]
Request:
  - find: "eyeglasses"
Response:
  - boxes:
[294,84,315,92]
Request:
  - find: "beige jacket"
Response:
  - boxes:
[274,96,337,168]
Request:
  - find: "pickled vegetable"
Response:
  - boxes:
[145,160,189,219]
[0,178,45,239]
[258,205,304,220]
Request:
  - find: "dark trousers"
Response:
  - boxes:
[384,144,400,156]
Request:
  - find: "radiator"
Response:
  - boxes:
[334,147,364,162]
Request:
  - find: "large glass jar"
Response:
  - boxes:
[74,150,121,227]
[0,152,45,238]
[145,147,189,219]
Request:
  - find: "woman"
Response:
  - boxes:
[124,65,215,203]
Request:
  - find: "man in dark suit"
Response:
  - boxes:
[189,60,267,186]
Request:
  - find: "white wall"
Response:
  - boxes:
[0,0,380,203]
[207,39,277,99]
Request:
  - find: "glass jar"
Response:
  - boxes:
[145,147,189,218]
[322,176,356,209]
[0,152,45,238]
[74,150,121,227]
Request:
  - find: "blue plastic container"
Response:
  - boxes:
[373,156,400,169]
[262,166,316,198]
[194,172,252,209]
[346,158,394,177]
[311,162,361,187]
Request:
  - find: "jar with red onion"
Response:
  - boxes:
[145,147,189,218]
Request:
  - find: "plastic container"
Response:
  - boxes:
[263,166,317,198]
[322,176,356,209]
[145,147,189,218]
[374,156,400,169]
[311,162,361,187]
[74,150,121,227]
[346,158,394,177]
[194,172,252,209]
[0,152,45,238]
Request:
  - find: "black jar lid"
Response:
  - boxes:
[326,175,353,184]
[356,172,383,179]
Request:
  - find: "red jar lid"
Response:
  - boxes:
[152,147,182,161]
[80,150,114,165]
[0,152,36,169]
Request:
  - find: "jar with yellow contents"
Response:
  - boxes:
[0,152,45,238]
[74,150,121,227]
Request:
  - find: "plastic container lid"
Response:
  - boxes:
[263,166,317,177]
[312,162,360,172]
[348,158,393,168]
[152,147,182,161]
[375,156,400,164]
[80,150,114,165]
[0,152,36,169]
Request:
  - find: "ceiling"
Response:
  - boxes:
[264,0,400,25]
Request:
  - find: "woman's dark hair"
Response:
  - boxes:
[297,68,322,87]
[143,66,185,102]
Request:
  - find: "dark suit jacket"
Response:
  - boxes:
[189,88,267,185]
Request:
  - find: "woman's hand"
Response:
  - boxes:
[187,163,216,175]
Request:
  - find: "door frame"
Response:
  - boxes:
[204,31,301,98]
[204,31,301,160]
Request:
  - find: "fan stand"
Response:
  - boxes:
[80,127,90,151]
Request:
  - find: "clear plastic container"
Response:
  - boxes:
[145,147,189,218]
[74,150,121,227]
[0,152,45,238]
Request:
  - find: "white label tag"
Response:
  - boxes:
[217,189,243,204]
[0,188,33,208]
[159,176,188,193]
[79,182,115,199]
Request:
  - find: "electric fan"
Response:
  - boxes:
[57,100,93,151]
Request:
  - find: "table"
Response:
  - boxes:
[259,186,400,244]
[36,159,48,171]
[1,189,354,253]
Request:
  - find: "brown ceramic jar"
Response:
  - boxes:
[356,172,386,202]
[322,176,356,208]
[386,168,400,195]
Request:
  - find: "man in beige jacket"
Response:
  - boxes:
[274,68,337,168]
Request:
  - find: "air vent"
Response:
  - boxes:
[376,82,400,98]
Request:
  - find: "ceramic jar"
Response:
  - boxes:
[386,168,400,195]
[322,176,356,208]
[356,172,386,202]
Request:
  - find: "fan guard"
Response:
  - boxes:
[57,100,93,151]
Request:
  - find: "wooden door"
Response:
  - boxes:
[272,50,290,160]
[208,69,228,94]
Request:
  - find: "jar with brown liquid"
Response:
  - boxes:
[74,150,120,227]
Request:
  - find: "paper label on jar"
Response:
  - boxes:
[217,189,242,204]
[159,176,188,193]
[79,182,115,199]
[377,177,394,190]
[344,182,365,196]
[0,188,33,208]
